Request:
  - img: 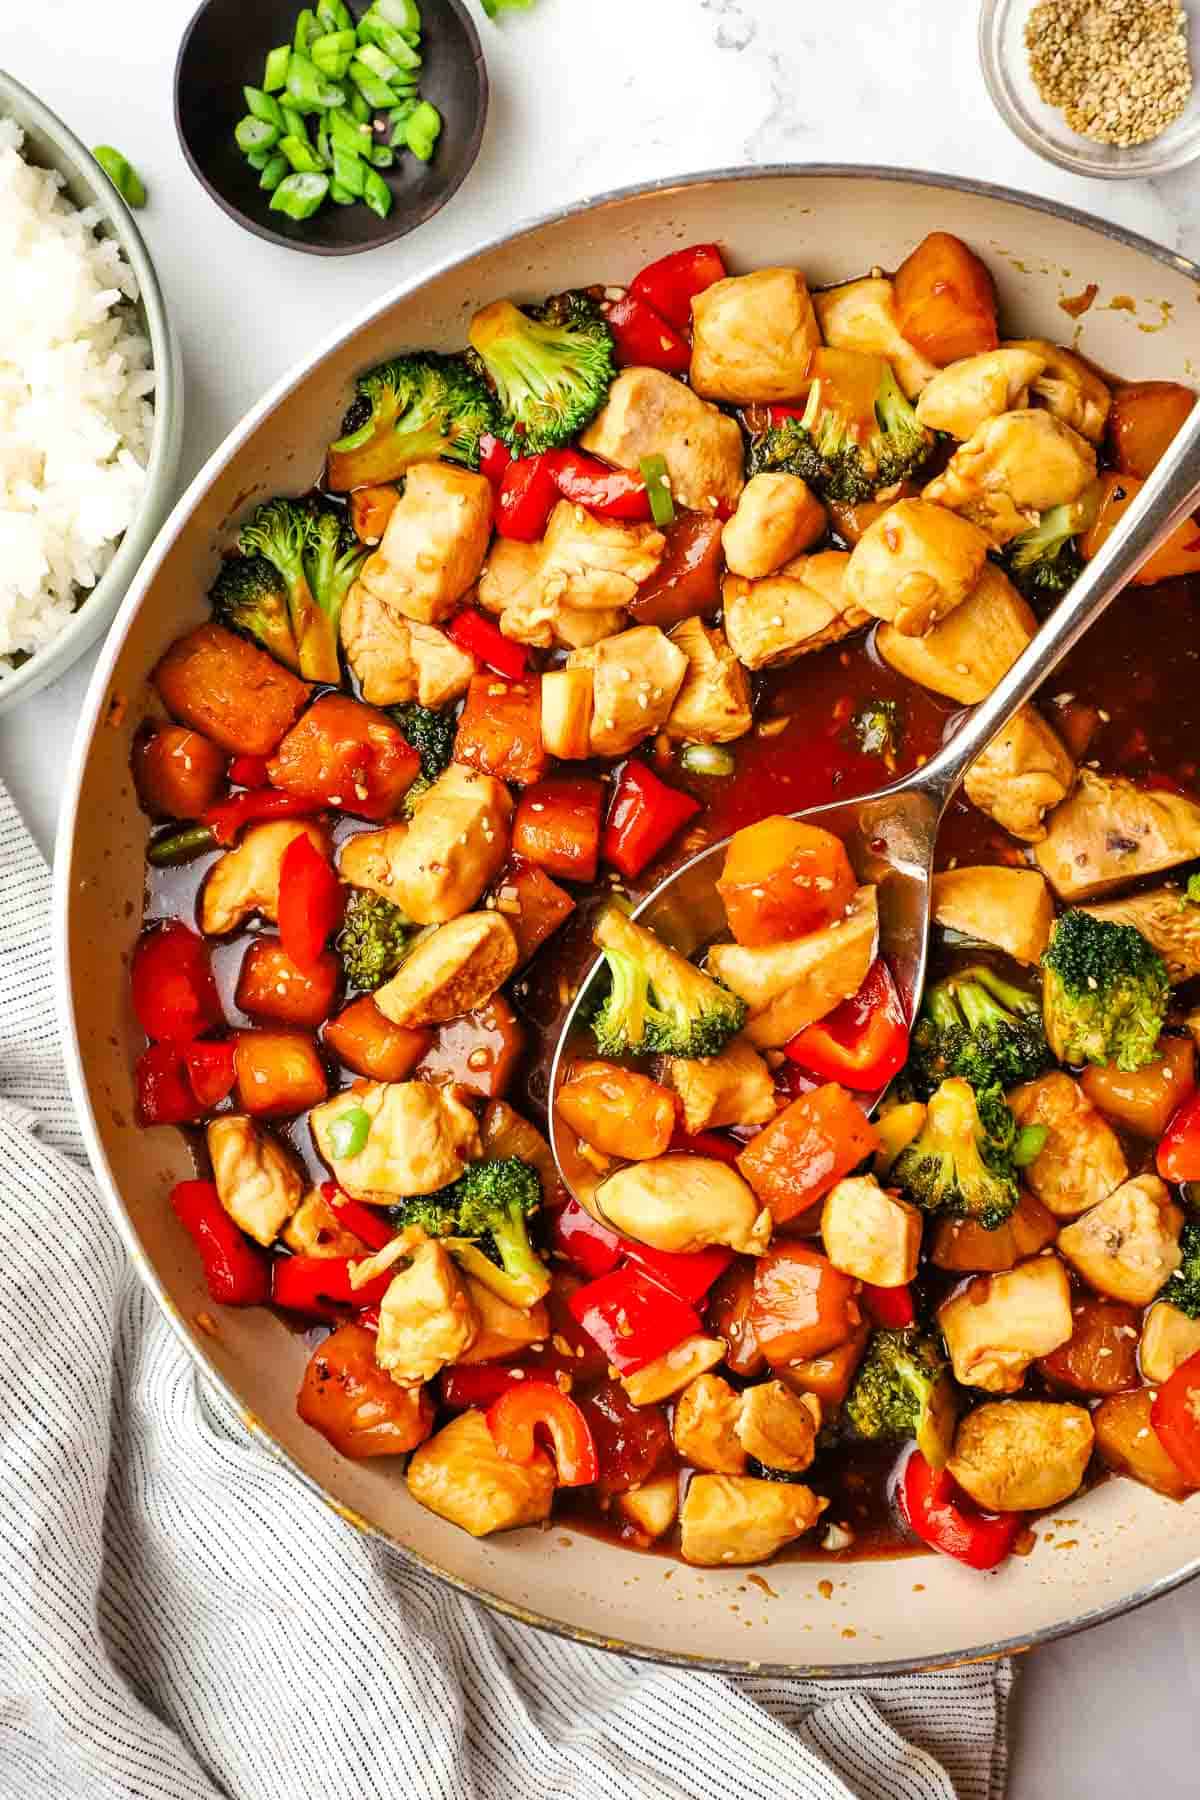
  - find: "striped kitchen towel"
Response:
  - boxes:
[0,779,1012,1800]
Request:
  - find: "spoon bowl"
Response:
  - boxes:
[549,402,1200,1220]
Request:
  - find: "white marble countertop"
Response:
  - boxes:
[3,0,1200,1791]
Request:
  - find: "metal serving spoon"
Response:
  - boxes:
[548,404,1200,1222]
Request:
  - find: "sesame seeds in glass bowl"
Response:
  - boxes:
[979,0,1200,178]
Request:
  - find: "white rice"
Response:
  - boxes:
[0,117,155,669]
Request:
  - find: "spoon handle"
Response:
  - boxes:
[916,401,1200,800]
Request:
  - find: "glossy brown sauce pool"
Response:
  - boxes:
[146,566,1200,1562]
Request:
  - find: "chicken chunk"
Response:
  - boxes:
[672,1373,746,1474]
[310,1080,480,1200]
[964,704,1076,842]
[567,624,688,757]
[207,1114,304,1246]
[478,501,664,648]
[812,275,938,400]
[947,1401,1094,1512]
[1083,885,1200,983]
[621,1334,726,1405]
[1004,339,1112,442]
[664,618,753,745]
[923,410,1098,546]
[931,865,1055,964]
[594,1155,771,1255]
[1140,1300,1200,1382]
[820,1174,922,1288]
[455,1280,550,1365]
[690,268,821,404]
[708,885,878,1049]
[407,1408,555,1536]
[339,764,512,924]
[200,820,328,936]
[937,1253,1074,1393]
[374,912,518,1028]
[735,1381,820,1473]
[680,1474,827,1566]
[282,1186,365,1258]
[665,1036,776,1135]
[1008,1072,1128,1219]
[844,498,991,636]
[340,583,475,709]
[614,1473,679,1541]
[579,366,745,510]
[876,565,1035,705]
[351,461,492,625]
[721,473,826,579]
[375,1238,480,1387]
[722,551,867,671]
[1033,769,1200,901]
[914,347,1047,439]
[1057,1174,1183,1306]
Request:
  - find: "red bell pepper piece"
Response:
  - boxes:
[549,450,652,522]
[357,1304,380,1332]
[898,1449,1022,1571]
[131,921,223,1045]
[567,1265,701,1374]
[271,1253,395,1318]
[620,1240,733,1307]
[449,605,529,679]
[629,242,728,333]
[277,832,344,973]
[227,753,270,789]
[203,788,319,847]
[552,1196,622,1278]
[184,1038,237,1110]
[321,1181,397,1252]
[170,1179,271,1306]
[785,959,909,1092]
[767,404,807,424]
[135,1043,204,1126]
[1157,1089,1200,1183]
[487,1385,599,1486]
[668,1125,743,1167]
[861,1281,916,1329]
[605,291,691,373]
[601,760,701,881]
[440,1364,554,1411]
[1151,1349,1200,1486]
[478,432,512,485]
[495,452,560,542]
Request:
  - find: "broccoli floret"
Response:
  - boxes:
[388,701,455,785]
[907,964,1051,1100]
[589,907,746,1060]
[1007,501,1085,598]
[467,292,615,454]
[892,1076,1020,1230]
[209,554,302,672]
[392,1158,549,1307]
[336,887,410,991]
[237,498,360,685]
[748,362,934,503]
[327,350,496,490]
[1042,908,1169,1073]
[845,1328,958,1467]
[1167,1217,1200,1318]
[306,505,366,676]
[852,697,903,764]
[1181,872,1200,909]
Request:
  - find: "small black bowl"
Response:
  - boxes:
[175,0,488,256]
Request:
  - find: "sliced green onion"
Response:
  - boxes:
[244,86,286,132]
[280,103,309,140]
[263,45,291,92]
[680,742,735,778]
[375,0,422,31]
[259,152,289,192]
[639,454,676,526]
[316,124,333,167]
[348,57,398,107]
[355,41,402,83]
[270,171,330,219]
[403,99,441,161]
[245,147,272,171]
[91,146,147,208]
[358,15,422,68]
[332,144,366,195]
[361,163,393,218]
[387,99,418,146]
[328,1104,371,1159]
[1013,1124,1049,1168]
[147,823,216,867]
[367,142,395,169]
[235,115,279,155]
[293,7,318,55]
[279,132,325,174]
[330,107,370,157]
[329,181,357,205]
[348,86,372,123]
[287,51,346,111]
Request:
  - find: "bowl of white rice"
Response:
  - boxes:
[0,72,181,715]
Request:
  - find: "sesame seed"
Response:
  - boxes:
[1026,0,1193,148]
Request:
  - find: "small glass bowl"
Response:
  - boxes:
[979,0,1200,178]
